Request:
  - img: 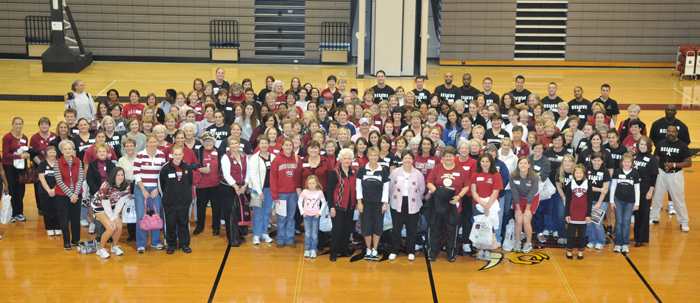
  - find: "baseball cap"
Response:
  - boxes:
[322,92,333,99]
[350,87,358,93]
[359,117,370,125]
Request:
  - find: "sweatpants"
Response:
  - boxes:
[427,209,458,259]
[651,169,689,224]
[566,223,586,251]
[164,206,191,248]
[195,186,221,231]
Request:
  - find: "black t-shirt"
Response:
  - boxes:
[604,143,628,169]
[483,128,510,149]
[412,88,431,104]
[207,80,230,95]
[574,138,588,156]
[586,166,610,202]
[37,159,57,188]
[592,97,620,117]
[258,88,272,102]
[379,152,401,169]
[459,86,481,103]
[484,92,500,106]
[206,124,232,149]
[654,139,691,173]
[433,85,461,104]
[372,85,395,104]
[577,148,614,170]
[72,134,96,161]
[216,101,236,125]
[356,165,390,204]
[649,118,691,146]
[541,96,564,120]
[105,133,122,158]
[509,89,531,105]
[633,152,658,187]
[612,168,640,203]
[544,147,569,182]
[568,99,592,129]
[470,114,488,129]
[260,154,272,188]
[499,107,510,125]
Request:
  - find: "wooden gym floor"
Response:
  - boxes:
[0,59,699,302]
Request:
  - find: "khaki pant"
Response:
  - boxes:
[651,169,689,224]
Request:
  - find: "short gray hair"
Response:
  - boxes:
[58,139,75,151]
[338,148,354,160]
[182,122,196,133]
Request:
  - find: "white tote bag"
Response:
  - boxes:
[469,215,494,247]
[502,219,516,252]
[121,198,137,224]
[538,178,556,200]
[319,208,333,232]
[0,193,12,225]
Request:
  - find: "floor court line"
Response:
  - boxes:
[208,244,232,303]
[293,245,305,303]
[622,252,663,303]
[422,245,439,303]
[546,248,580,303]
[95,80,117,97]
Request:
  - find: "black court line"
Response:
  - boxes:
[208,244,232,303]
[422,245,439,303]
[622,252,662,303]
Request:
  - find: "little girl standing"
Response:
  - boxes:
[297,175,327,259]
[609,153,640,254]
[564,164,592,260]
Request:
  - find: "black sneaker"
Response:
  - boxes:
[447,254,456,263]
[193,228,203,235]
[606,226,612,236]
[179,246,192,253]
[70,242,79,247]
[126,236,135,242]
[167,246,177,254]
[64,243,71,250]
[213,230,220,236]
[427,255,436,262]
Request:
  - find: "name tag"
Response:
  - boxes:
[113,136,119,140]
[618,174,626,179]
[20,139,27,143]
[477,177,484,181]
[233,160,238,165]
[168,173,176,178]
[265,161,271,167]
[226,107,232,111]
[514,180,521,185]
[463,166,470,171]
[352,161,358,166]
[453,172,460,177]
[497,134,504,138]
[211,151,217,155]
[597,172,604,176]
[375,121,381,125]
[427,160,435,164]
[273,149,279,154]
[380,162,389,166]
[88,139,95,143]
[643,157,649,162]
[303,163,310,168]
[534,165,541,171]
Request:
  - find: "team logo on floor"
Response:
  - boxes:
[477,252,550,270]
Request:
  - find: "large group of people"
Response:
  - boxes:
[0,70,692,263]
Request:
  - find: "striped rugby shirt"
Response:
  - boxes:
[133,149,167,188]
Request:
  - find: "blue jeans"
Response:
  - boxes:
[253,188,274,237]
[587,202,608,246]
[276,192,298,245]
[533,198,551,234]
[495,190,513,243]
[134,186,163,248]
[549,194,566,237]
[303,215,319,251]
[614,198,634,246]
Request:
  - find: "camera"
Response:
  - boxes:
[67,92,74,99]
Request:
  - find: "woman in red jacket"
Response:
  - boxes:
[30,117,56,215]
[326,148,357,261]
[295,140,333,250]
[220,135,249,244]
[54,140,84,250]
[3,117,30,222]
[270,138,301,248]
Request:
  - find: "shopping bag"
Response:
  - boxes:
[238,194,252,226]
[469,215,494,247]
[77,239,99,254]
[502,219,516,252]
[319,208,333,232]
[382,209,393,231]
[0,193,12,225]
[538,178,556,201]
[250,193,262,208]
[121,198,137,224]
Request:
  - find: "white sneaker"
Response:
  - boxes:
[595,244,604,250]
[408,254,415,261]
[586,243,595,249]
[304,250,311,258]
[310,250,317,258]
[47,230,55,236]
[631,216,635,224]
[364,248,372,260]
[371,248,379,261]
[476,250,484,260]
[221,219,226,225]
[16,214,26,221]
[513,242,522,253]
[553,231,559,238]
[0,234,2,239]
[151,244,165,250]
[667,204,676,215]
[261,234,274,243]
[389,253,397,260]
[88,223,95,234]
[484,250,492,261]
[681,223,690,232]
[522,243,533,253]
[613,245,621,253]
[415,244,422,252]
[96,248,110,259]
[621,245,630,253]
[462,243,471,253]
[111,245,124,256]
[80,220,89,227]
[542,230,550,237]
[649,220,656,226]
[537,233,546,243]
[55,230,62,235]
[253,236,261,245]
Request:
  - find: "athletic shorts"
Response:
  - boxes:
[360,202,384,237]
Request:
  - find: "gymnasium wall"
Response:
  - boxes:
[439,0,700,64]
[0,0,349,62]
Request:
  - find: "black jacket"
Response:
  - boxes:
[424,187,459,226]
[158,160,198,209]
[86,160,117,196]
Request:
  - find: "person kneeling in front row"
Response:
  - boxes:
[159,145,200,254]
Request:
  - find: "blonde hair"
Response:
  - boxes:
[153,124,167,135]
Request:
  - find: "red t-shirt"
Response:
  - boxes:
[427,164,470,192]
[470,171,504,204]
[622,136,639,154]
[414,154,441,183]
[253,143,281,155]
[122,103,145,120]
[455,157,478,197]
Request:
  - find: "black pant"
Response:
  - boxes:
[34,182,42,212]
[460,196,473,245]
[566,223,586,251]
[220,185,241,242]
[330,207,355,257]
[164,206,190,248]
[127,181,136,238]
[634,185,652,243]
[4,164,25,216]
[391,197,419,254]
[196,186,221,231]
[37,186,60,230]
[56,195,80,245]
[427,209,459,259]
